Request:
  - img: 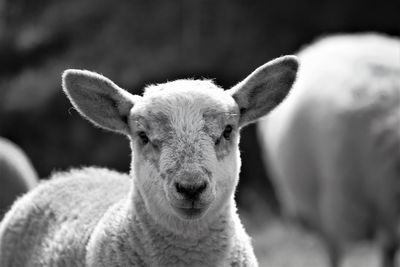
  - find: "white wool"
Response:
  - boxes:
[0,138,38,219]
[258,33,400,266]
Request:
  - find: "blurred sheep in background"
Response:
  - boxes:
[0,137,37,219]
[258,33,400,267]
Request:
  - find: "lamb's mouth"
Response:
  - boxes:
[174,206,205,219]
[171,202,210,220]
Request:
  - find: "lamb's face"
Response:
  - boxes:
[129,80,240,220]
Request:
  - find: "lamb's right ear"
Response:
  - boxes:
[62,69,139,135]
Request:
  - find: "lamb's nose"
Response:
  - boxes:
[175,182,207,200]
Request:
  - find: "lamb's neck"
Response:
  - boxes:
[125,186,238,265]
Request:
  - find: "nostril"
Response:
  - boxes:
[175,182,207,200]
[175,182,184,194]
[198,182,207,193]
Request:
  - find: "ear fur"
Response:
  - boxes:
[229,55,298,126]
[62,69,139,135]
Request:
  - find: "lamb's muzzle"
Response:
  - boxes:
[167,169,212,219]
[172,180,209,219]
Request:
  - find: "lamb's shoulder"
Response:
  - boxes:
[227,218,258,267]
[86,197,147,266]
[0,167,130,266]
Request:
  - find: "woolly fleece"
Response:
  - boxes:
[258,33,400,266]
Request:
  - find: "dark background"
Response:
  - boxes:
[0,0,399,223]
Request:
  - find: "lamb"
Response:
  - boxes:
[0,137,38,219]
[257,33,400,267]
[0,55,298,267]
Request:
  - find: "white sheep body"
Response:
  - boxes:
[0,138,38,219]
[0,56,298,266]
[257,33,400,266]
[0,167,129,266]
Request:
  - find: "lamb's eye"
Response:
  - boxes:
[222,125,233,140]
[138,131,149,145]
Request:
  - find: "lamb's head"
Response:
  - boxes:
[128,80,242,221]
[62,56,298,226]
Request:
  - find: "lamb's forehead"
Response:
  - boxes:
[130,79,239,135]
[136,79,238,117]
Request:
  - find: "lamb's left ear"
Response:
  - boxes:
[62,69,139,135]
[228,55,298,126]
